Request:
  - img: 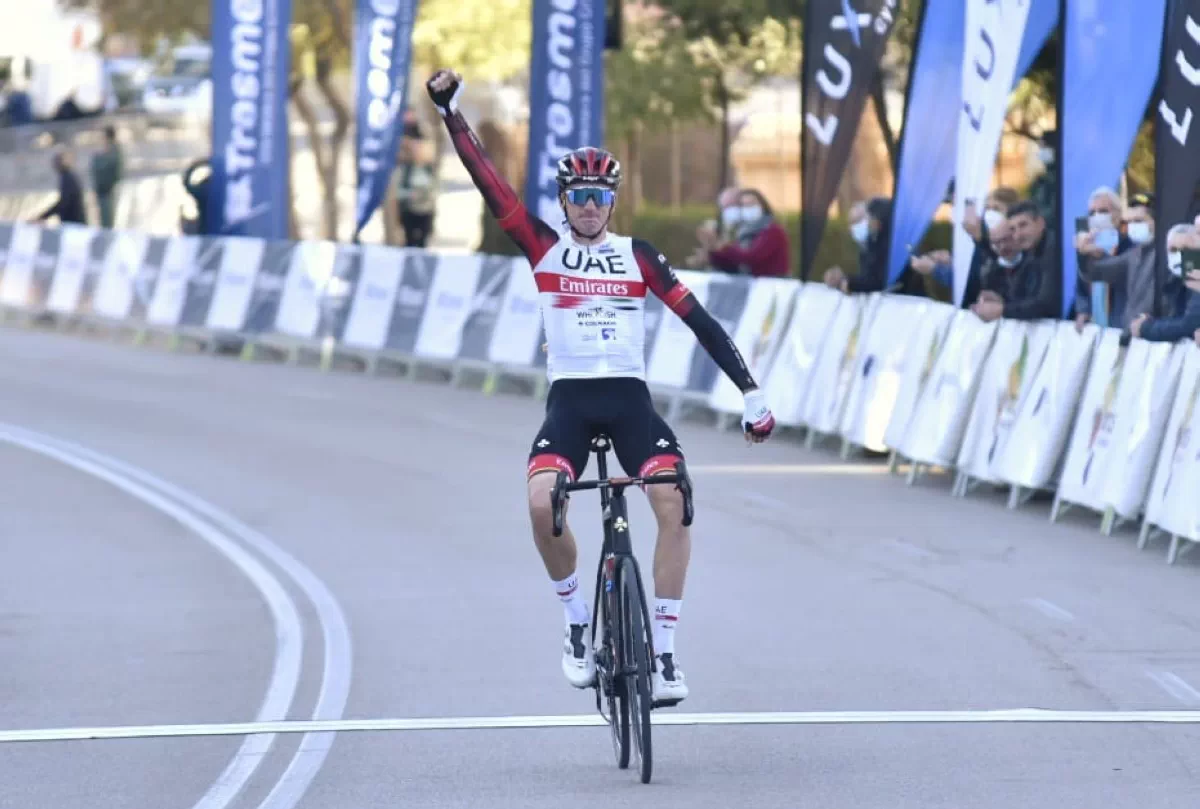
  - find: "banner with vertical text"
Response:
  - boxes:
[354,0,420,237]
[524,0,606,231]
[208,0,292,240]
[1155,0,1200,293]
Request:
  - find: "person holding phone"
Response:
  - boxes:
[1073,186,1134,328]
[1129,225,1200,343]
[1074,192,1159,331]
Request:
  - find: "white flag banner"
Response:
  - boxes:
[951,0,1033,305]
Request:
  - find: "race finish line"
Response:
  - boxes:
[5,709,1200,744]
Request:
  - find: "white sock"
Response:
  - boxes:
[553,572,590,626]
[653,598,682,657]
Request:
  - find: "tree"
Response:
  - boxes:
[653,0,803,194]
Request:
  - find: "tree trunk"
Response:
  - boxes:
[291,84,327,242]
[718,78,731,196]
[315,64,350,242]
[669,120,681,212]
[871,74,897,169]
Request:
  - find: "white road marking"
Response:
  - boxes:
[0,426,304,809]
[1145,671,1200,707]
[1023,598,1076,622]
[0,424,354,809]
[5,709,1200,744]
[689,464,892,474]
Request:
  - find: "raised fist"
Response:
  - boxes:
[426,69,463,116]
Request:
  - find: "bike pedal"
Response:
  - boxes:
[651,697,682,710]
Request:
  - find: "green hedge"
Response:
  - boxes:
[479,203,954,297]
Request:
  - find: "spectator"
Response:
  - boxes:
[89,124,124,229]
[688,186,741,268]
[181,157,212,235]
[971,209,1062,322]
[910,186,1022,305]
[822,197,926,296]
[1072,186,1133,324]
[1009,199,1057,268]
[1074,192,1159,331]
[702,188,791,277]
[1130,227,1200,343]
[393,109,438,248]
[36,150,87,225]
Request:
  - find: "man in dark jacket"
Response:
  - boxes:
[36,150,87,225]
[971,208,1063,322]
[823,196,927,296]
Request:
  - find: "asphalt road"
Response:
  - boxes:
[2,323,1200,808]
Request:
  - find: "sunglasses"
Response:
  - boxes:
[565,187,615,206]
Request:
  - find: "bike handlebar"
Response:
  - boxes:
[550,462,695,537]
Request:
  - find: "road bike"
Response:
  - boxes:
[549,434,694,785]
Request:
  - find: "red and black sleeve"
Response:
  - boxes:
[443,111,558,265]
[632,239,758,393]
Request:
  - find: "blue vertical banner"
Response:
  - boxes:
[208,0,293,240]
[887,0,1058,287]
[354,0,420,237]
[524,0,606,230]
[1059,0,1167,317]
[886,0,966,285]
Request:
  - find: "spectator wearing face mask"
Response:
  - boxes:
[703,189,791,277]
[690,186,743,269]
[1130,225,1200,343]
[822,197,926,296]
[1074,192,1160,331]
[911,186,1022,305]
[1073,186,1133,324]
[971,206,1062,322]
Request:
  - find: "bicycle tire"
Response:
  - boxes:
[618,556,654,784]
[598,557,631,769]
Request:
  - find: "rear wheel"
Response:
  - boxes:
[619,556,654,784]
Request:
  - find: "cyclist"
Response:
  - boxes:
[426,69,776,705]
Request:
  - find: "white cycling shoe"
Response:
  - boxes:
[562,623,597,688]
[652,653,688,705]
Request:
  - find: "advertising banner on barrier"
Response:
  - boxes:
[685,275,751,394]
[274,240,338,340]
[1055,329,1129,511]
[801,0,898,274]
[29,227,61,311]
[342,245,400,351]
[92,231,152,323]
[1059,0,1168,317]
[414,255,483,361]
[839,295,926,452]
[1102,340,1187,520]
[458,256,516,363]
[764,283,843,427]
[1154,0,1200,289]
[488,259,544,368]
[384,251,438,354]
[883,301,956,450]
[354,0,420,236]
[647,270,710,390]
[709,278,800,414]
[1145,345,1200,539]
[896,311,998,466]
[0,223,40,308]
[955,320,1055,486]
[950,0,1032,307]
[801,293,880,434]
[992,320,1097,489]
[241,242,290,335]
[523,0,606,229]
[206,236,266,332]
[179,240,226,329]
[45,225,94,315]
[208,0,291,240]
[74,231,109,318]
[146,236,201,328]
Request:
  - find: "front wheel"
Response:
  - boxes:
[619,556,654,784]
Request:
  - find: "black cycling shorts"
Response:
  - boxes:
[526,377,684,482]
